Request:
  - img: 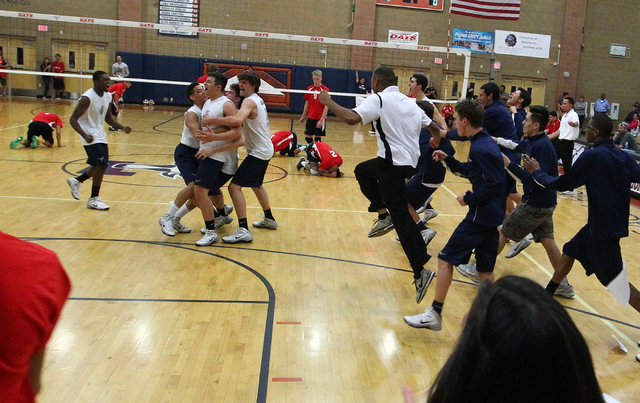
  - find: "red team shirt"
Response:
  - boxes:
[0,55,8,78]
[197,74,208,84]
[546,119,560,135]
[51,60,65,79]
[32,112,63,127]
[441,104,454,119]
[271,130,295,152]
[109,82,127,102]
[304,84,330,120]
[0,232,71,403]
[311,142,342,170]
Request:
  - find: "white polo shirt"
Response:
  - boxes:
[559,108,580,141]
[353,86,429,167]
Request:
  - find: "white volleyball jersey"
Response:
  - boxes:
[77,88,112,146]
[180,105,201,149]
[201,96,232,163]
[243,93,274,160]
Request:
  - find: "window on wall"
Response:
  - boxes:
[88,53,95,71]
[452,81,459,98]
[527,87,533,98]
[68,51,76,70]
[16,47,23,66]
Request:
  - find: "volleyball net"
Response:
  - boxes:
[0,10,471,106]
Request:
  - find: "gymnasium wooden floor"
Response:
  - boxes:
[1,96,639,402]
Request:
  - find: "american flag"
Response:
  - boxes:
[450,0,521,20]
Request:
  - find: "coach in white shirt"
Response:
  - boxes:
[548,96,580,173]
[319,66,444,305]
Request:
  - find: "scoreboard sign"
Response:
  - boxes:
[158,0,200,38]
[376,0,444,12]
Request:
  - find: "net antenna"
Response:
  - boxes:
[0,10,471,100]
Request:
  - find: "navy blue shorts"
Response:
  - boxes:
[27,121,54,145]
[174,143,199,185]
[110,102,119,117]
[231,155,270,188]
[305,118,325,137]
[84,143,109,166]
[438,220,499,273]
[563,224,623,286]
[208,172,233,196]
[405,174,438,210]
[194,158,224,190]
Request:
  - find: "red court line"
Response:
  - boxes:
[272,378,303,382]
[276,321,301,325]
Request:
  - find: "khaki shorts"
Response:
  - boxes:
[501,203,555,242]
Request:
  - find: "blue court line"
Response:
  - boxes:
[69,297,269,304]
[152,114,185,134]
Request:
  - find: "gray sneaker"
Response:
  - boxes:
[222,227,253,244]
[554,277,575,299]
[172,217,191,233]
[404,306,442,331]
[414,268,435,303]
[67,178,81,200]
[505,234,533,258]
[421,209,439,223]
[253,215,278,230]
[415,195,434,214]
[456,263,480,284]
[196,229,219,246]
[159,214,176,236]
[421,228,437,246]
[214,214,234,230]
[368,215,394,238]
[224,205,234,216]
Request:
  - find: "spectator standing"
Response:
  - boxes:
[355,71,375,134]
[557,92,569,117]
[0,48,11,96]
[40,58,52,99]
[111,55,129,78]
[425,82,438,100]
[197,63,219,84]
[574,95,588,129]
[548,97,579,173]
[594,93,610,115]
[51,54,65,99]
[499,84,509,105]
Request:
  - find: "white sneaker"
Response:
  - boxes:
[87,197,109,210]
[143,99,149,105]
[214,214,234,230]
[196,229,219,246]
[421,228,437,246]
[222,227,253,244]
[422,209,439,223]
[296,156,306,171]
[415,195,434,214]
[456,263,480,284]
[505,234,533,258]
[172,217,191,233]
[253,215,278,230]
[159,214,175,236]
[67,178,81,200]
[404,306,442,331]
[554,277,575,299]
[368,130,376,134]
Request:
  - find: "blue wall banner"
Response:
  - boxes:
[451,29,494,54]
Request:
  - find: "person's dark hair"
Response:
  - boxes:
[480,82,500,104]
[528,105,549,130]
[416,100,435,120]
[549,110,558,118]
[562,92,569,97]
[92,70,108,82]
[373,67,398,88]
[185,82,200,103]
[207,63,219,75]
[455,99,485,128]
[210,71,228,90]
[237,70,260,92]
[517,87,531,108]
[412,73,429,93]
[428,276,604,403]
[500,85,505,91]
[229,83,240,98]
[591,114,614,137]
[564,96,575,106]
[55,53,61,57]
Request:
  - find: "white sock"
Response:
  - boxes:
[167,202,180,216]
[175,204,193,219]
[301,161,308,167]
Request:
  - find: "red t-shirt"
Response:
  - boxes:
[51,61,65,79]
[304,84,330,120]
[546,119,560,134]
[271,131,295,152]
[312,142,342,170]
[197,74,208,84]
[32,112,63,127]
[441,104,454,119]
[0,56,8,78]
[0,232,71,403]
[109,82,127,101]
[629,120,639,130]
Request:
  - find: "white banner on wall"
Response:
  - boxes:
[494,30,551,59]
[388,30,419,45]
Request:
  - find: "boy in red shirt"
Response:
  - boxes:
[51,54,65,99]
[108,81,132,131]
[10,112,65,149]
[299,70,329,144]
[0,49,10,96]
[271,130,302,157]
[296,141,344,177]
